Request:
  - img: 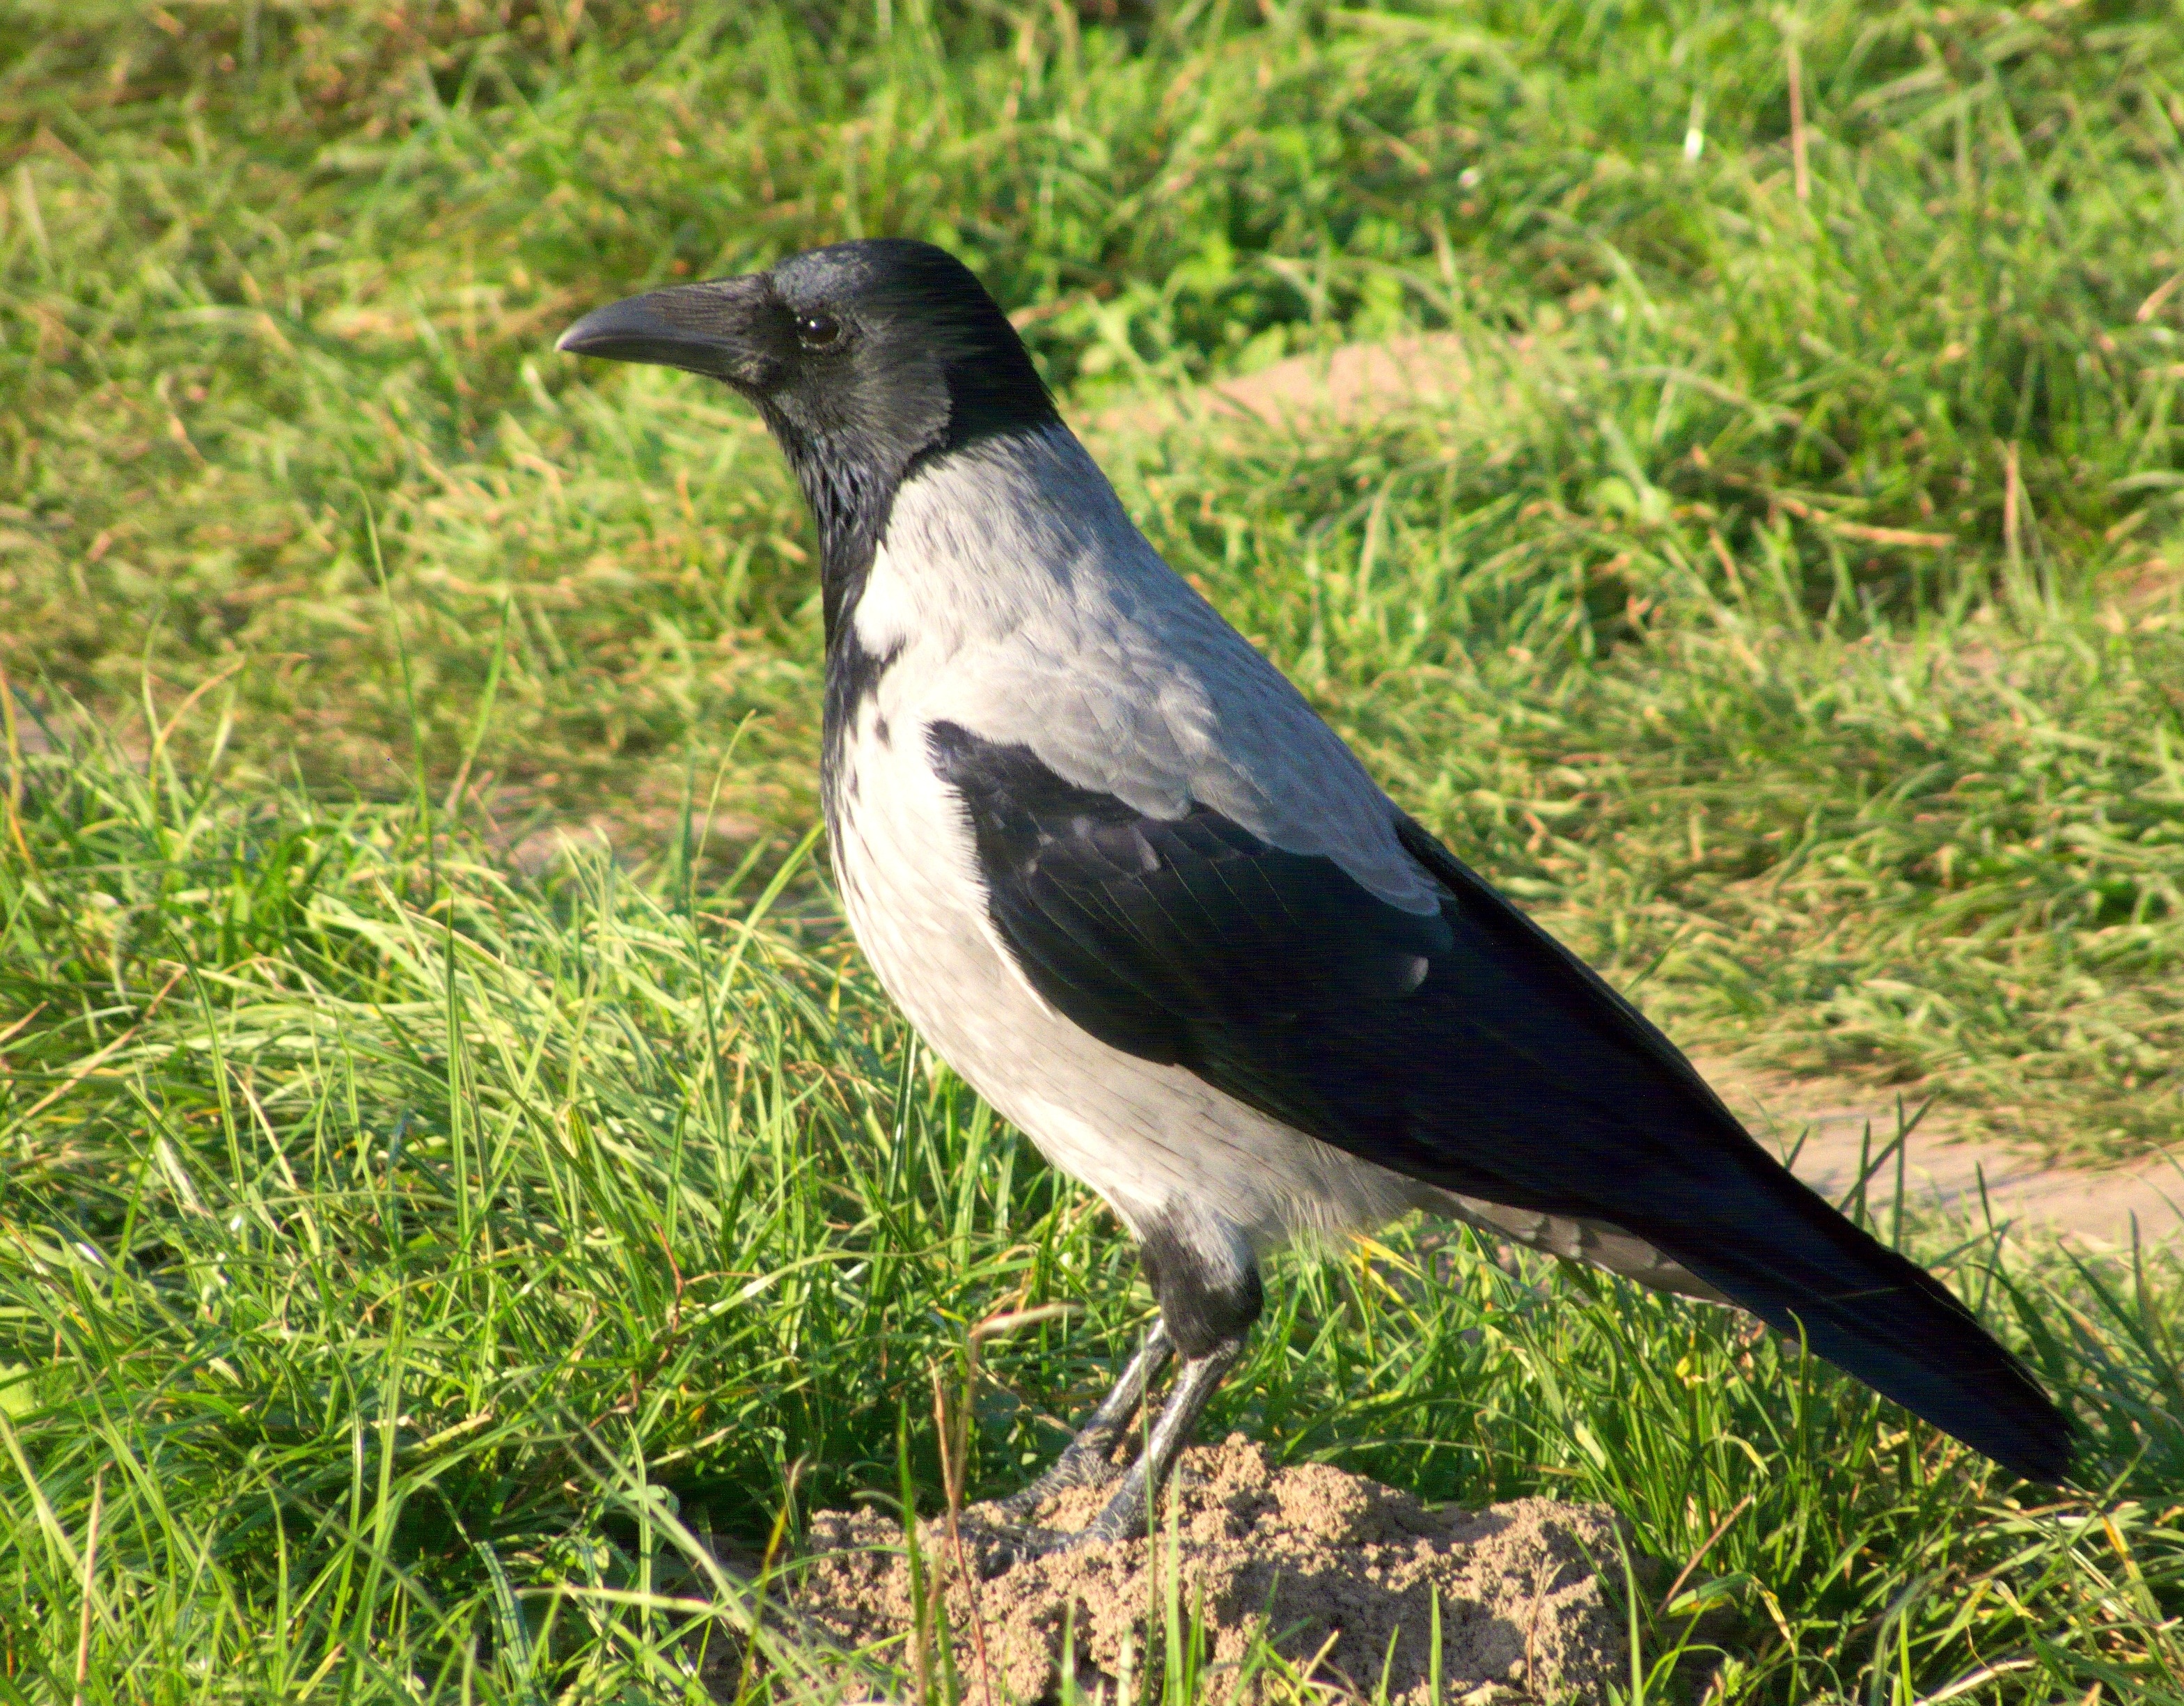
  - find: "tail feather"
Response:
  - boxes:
[1634,1152,2073,1483]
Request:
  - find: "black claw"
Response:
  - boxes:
[975,1320,1183,1542]
[964,1522,1078,1574]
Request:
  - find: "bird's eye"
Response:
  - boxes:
[796,312,842,348]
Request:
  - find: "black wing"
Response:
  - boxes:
[929,721,2072,1483]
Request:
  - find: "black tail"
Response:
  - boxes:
[1381,820,2075,1485]
[1637,1151,2073,1483]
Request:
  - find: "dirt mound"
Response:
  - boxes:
[789,1436,1640,1705]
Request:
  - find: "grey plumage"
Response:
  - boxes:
[558,237,2073,1543]
[838,427,1450,1249]
[838,425,1722,1296]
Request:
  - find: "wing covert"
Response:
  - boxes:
[926,722,2074,1482]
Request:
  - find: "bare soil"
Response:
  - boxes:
[1693,1051,2184,1247]
[786,1436,1643,1705]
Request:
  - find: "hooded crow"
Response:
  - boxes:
[558,239,2073,1548]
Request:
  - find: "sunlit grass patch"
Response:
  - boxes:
[3,709,2183,1702]
[7,0,2183,1159]
[6,1,2184,1697]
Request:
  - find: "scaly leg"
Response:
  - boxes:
[975,1222,1262,1566]
[975,1330,1246,1565]
[989,1319,1174,1519]
[1071,1332,1244,1548]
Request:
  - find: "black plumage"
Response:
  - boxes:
[930,721,2073,1485]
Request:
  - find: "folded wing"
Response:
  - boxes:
[930,720,2073,1484]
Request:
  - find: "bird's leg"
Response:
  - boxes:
[1055,1223,1262,1547]
[995,1221,1259,1556]
[1070,1330,1246,1549]
[968,1223,1260,1568]
[989,1319,1174,1519]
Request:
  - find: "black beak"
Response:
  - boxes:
[556,274,780,386]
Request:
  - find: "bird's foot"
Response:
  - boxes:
[982,1322,1175,1526]
[983,1431,1130,1524]
[964,1460,1161,1574]
[961,1501,1140,1574]
[961,1521,1078,1573]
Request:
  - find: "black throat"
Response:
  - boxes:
[779,379,1060,650]
[746,238,1064,833]
[772,407,916,835]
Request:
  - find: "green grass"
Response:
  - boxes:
[5,723,2184,1703]
[6,0,2184,1698]
[5,0,2184,1157]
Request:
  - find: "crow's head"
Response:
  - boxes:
[558,240,1057,554]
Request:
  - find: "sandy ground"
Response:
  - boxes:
[1699,1053,2184,1249]
[780,1436,1647,1706]
[1090,332,1484,440]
